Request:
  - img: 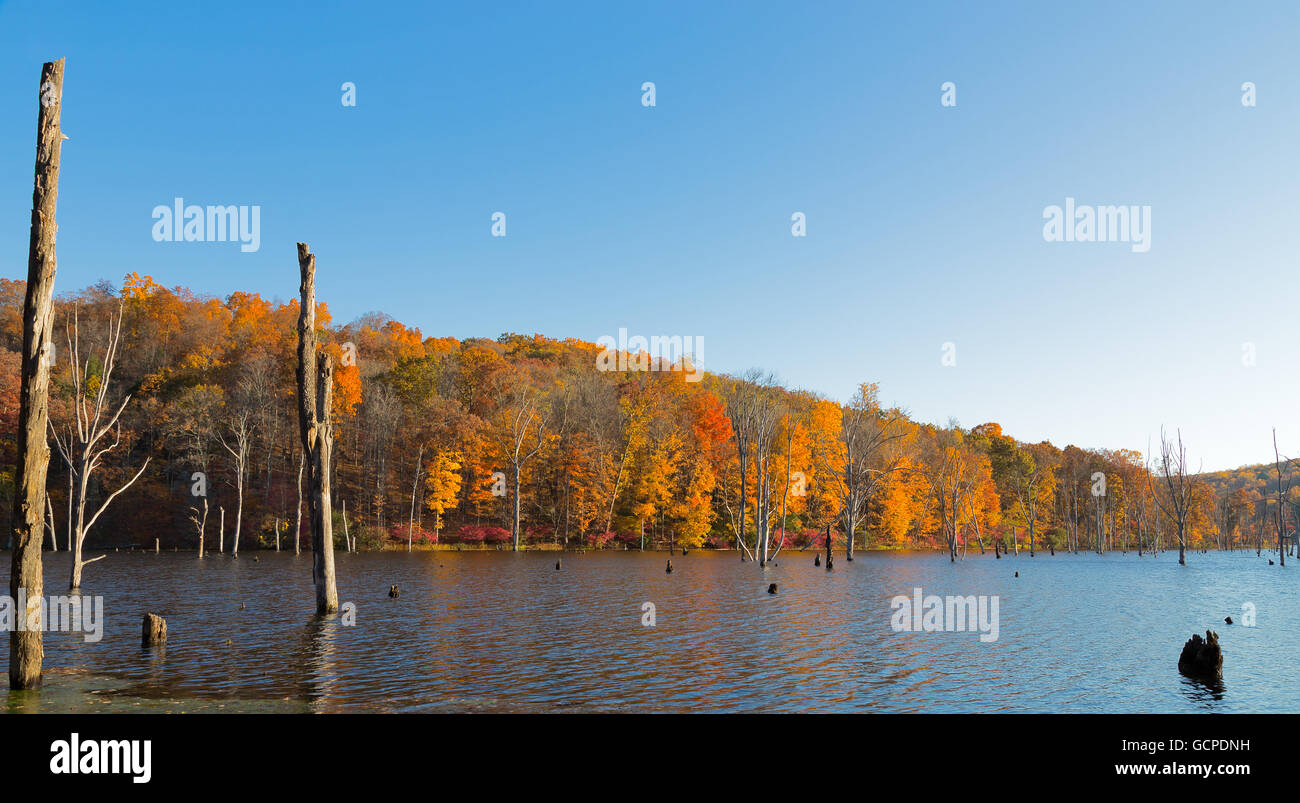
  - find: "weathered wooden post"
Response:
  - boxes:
[9,58,65,690]
[297,243,339,613]
[141,613,166,647]
[154,537,159,554]
[219,506,225,553]
[274,516,280,551]
[824,524,833,571]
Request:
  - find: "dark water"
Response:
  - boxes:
[1,549,1295,712]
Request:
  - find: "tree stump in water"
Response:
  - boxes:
[388,584,400,598]
[665,560,673,574]
[1178,630,1223,678]
[814,553,821,567]
[141,613,166,647]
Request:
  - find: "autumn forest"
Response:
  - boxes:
[0,273,1294,569]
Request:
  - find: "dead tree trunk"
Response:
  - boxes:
[297,243,338,613]
[408,443,423,551]
[220,412,251,558]
[342,497,351,552]
[231,488,241,556]
[295,452,304,554]
[65,458,72,552]
[1273,429,1288,567]
[53,303,150,589]
[219,506,225,553]
[45,497,56,551]
[9,59,64,690]
[189,498,207,557]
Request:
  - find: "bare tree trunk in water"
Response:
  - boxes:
[408,444,423,551]
[219,506,225,553]
[54,305,150,589]
[10,59,65,691]
[770,427,793,563]
[189,498,207,557]
[562,470,570,548]
[342,498,351,552]
[1273,428,1288,567]
[297,243,338,613]
[231,464,243,557]
[46,497,56,551]
[295,452,304,554]
[1151,428,1193,566]
[511,463,522,551]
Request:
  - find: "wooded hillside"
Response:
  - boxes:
[0,274,1290,555]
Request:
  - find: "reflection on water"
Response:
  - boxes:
[1179,674,1227,707]
[1,550,1295,712]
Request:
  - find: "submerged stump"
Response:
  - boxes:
[141,613,166,647]
[1178,630,1223,678]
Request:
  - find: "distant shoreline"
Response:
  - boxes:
[3,544,1263,555]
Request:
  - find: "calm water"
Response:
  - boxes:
[1,549,1295,712]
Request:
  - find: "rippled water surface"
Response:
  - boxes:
[2,549,1295,712]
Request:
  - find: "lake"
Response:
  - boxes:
[2,549,1294,713]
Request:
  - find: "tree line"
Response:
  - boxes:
[0,274,1296,566]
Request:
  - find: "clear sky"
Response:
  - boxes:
[2,1,1298,471]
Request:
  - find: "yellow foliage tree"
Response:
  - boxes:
[425,450,463,537]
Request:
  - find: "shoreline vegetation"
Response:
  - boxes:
[3,274,1299,566]
[1,543,1282,554]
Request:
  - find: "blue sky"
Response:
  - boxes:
[2,1,1298,471]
